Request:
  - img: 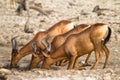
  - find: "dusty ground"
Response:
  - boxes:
[0,0,120,80]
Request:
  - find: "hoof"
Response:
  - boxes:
[90,67,96,70]
[81,63,92,67]
[78,67,86,70]
[73,66,86,70]
[10,65,19,69]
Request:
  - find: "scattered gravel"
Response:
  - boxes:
[0,0,120,80]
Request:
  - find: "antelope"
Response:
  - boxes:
[10,20,74,68]
[30,24,90,69]
[40,23,111,70]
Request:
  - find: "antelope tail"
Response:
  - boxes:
[103,27,112,45]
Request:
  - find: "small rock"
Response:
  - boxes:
[103,73,111,80]
[0,68,12,74]
[0,63,4,68]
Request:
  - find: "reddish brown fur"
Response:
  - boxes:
[10,20,74,68]
[29,24,90,69]
[41,23,111,70]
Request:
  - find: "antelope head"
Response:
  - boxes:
[31,35,51,58]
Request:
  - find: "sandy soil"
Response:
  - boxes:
[0,0,120,80]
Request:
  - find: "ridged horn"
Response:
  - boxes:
[32,41,37,57]
[41,35,50,49]
[11,36,19,50]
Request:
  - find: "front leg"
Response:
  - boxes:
[73,57,85,70]
[67,55,77,70]
[29,54,44,69]
[81,53,92,67]
[59,59,69,66]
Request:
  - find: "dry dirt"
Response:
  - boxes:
[0,0,120,80]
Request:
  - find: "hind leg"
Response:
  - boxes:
[102,45,110,68]
[91,41,104,69]
[91,49,104,69]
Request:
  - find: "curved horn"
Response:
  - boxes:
[11,36,19,50]
[41,35,50,48]
[32,41,37,57]
[32,41,37,53]
[41,38,47,48]
[41,36,51,52]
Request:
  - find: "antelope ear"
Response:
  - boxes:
[41,51,50,58]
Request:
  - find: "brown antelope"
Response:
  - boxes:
[10,20,74,68]
[30,24,90,69]
[40,23,111,70]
